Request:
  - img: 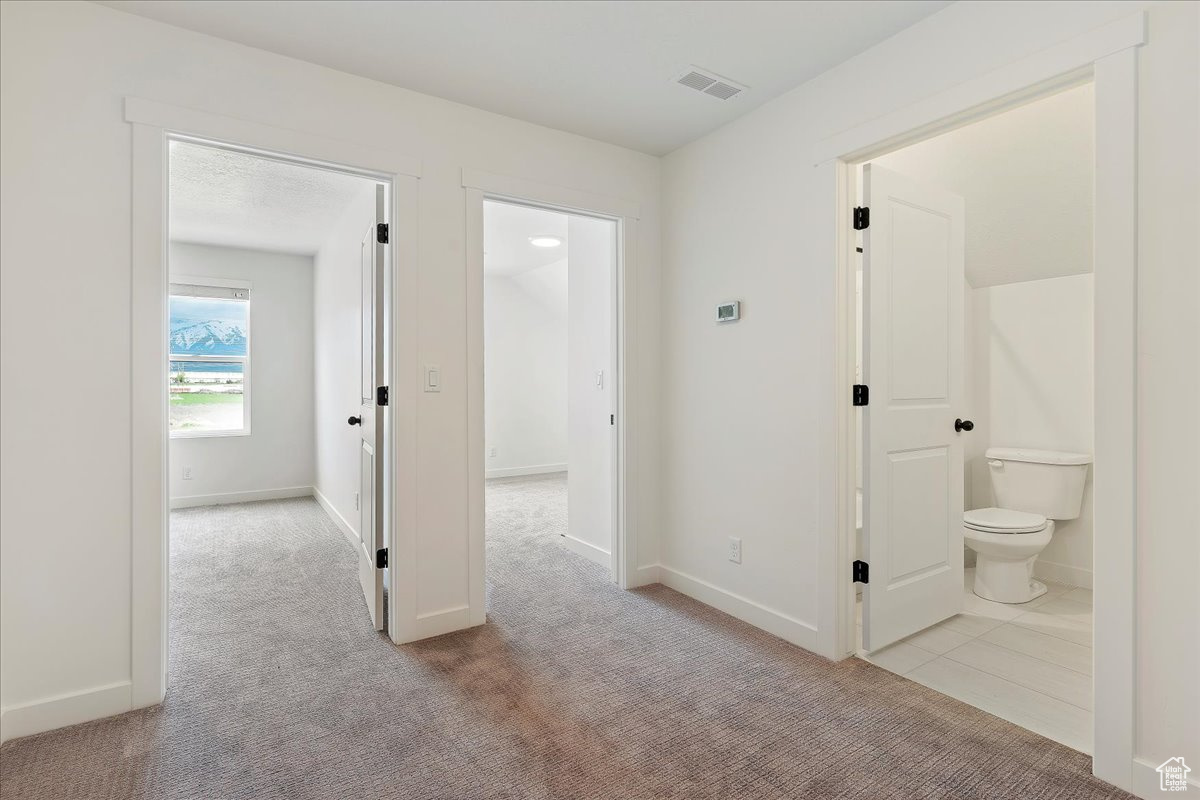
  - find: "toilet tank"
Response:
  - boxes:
[986,448,1092,520]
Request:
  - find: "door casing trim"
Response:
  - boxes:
[820,13,1143,792]
[463,169,640,620]
[128,97,421,709]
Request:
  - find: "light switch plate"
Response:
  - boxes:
[424,365,441,392]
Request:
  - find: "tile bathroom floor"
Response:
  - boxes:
[857,569,1093,754]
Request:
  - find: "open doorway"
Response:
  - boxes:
[166,139,393,668]
[481,198,618,590]
[849,84,1096,752]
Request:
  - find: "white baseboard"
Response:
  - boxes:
[170,485,312,509]
[1131,755,1200,797]
[1034,559,1093,589]
[485,463,567,479]
[629,564,661,588]
[657,565,820,652]
[313,486,359,547]
[0,681,132,744]
[560,534,610,569]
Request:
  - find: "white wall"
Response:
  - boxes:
[872,82,1094,289]
[484,260,568,477]
[168,243,315,505]
[660,0,1197,780]
[313,183,376,537]
[0,0,660,740]
[566,215,616,564]
[970,274,1094,587]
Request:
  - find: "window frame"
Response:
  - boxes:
[168,274,252,439]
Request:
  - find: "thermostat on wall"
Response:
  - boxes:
[716,301,740,323]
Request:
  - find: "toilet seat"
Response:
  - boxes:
[963,507,1047,534]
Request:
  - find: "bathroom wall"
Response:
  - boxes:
[970,274,1095,587]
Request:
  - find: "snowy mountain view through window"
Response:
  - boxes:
[169,295,249,434]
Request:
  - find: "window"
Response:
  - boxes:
[169,280,250,436]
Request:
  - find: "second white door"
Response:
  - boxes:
[861,164,967,652]
[355,185,386,631]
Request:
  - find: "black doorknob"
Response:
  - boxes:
[955,418,974,432]
[347,415,362,426]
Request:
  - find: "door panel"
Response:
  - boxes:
[862,164,965,652]
[566,215,616,573]
[357,185,386,631]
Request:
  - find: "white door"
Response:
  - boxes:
[566,215,616,574]
[355,185,386,630]
[861,164,966,652]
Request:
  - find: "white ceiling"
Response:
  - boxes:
[484,201,569,277]
[98,0,950,155]
[873,83,1094,289]
[169,141,376,255]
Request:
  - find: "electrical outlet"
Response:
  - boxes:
[182,467,193,481]
[354,492,360,511]
[728,536,742,564]
[489,447,497,458]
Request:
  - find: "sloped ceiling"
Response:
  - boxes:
[873,83,1094,289]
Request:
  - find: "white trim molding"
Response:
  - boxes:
[462,169,641,221]
[1131,757,1200,796]
[485,464,567,480]
[464,176,641,634]
[125,97,422,179]
[1032,559,1093,590]
[0,682,132,744]
[561,535,611,570]
[313,486,360,549]
[659,566,819,652]
[169,486,312,509]
[811,12,1147,165]
[128,99,423,727]
[819,12,1145,795]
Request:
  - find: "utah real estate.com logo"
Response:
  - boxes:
[1158,757,1192,792]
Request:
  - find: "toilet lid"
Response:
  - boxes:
[964,507,1047,534]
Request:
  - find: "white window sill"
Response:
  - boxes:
[170,429,251,440]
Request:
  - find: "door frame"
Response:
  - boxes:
[463,169,639,624]
[127,97,421,708]
[815,13,1143,792]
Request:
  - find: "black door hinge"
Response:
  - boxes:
[853,560,869,584]
[853,384,869,406]
[376,548,388,569]
[853,207,870,230]
[377,386,389,406]
[610,414,615,426]
[376,223,389,244]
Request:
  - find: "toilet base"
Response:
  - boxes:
[973,556,1047,604]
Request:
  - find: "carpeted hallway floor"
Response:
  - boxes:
[0,474,1130,799]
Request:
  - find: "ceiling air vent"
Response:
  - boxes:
[676,67,746,101]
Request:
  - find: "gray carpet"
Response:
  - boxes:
[0,474,1131,799]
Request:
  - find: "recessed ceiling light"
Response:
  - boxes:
[528,235,562,248]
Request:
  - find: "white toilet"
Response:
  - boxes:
[964,447,1092,604]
